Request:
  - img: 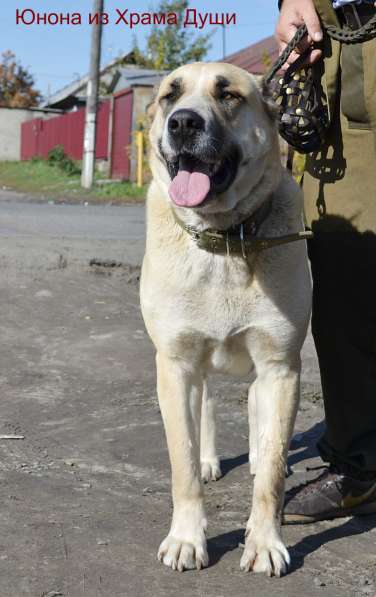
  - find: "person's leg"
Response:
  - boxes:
[309,224,376,474]
[306,36,376,473]
[284,38,376,522]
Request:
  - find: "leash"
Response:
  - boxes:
[266,13,376,85]
[265,25,311,85]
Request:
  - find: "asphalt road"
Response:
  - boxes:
[0,191,145,270]
[0,191,375,597]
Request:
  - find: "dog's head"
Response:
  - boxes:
[148,62,279,214]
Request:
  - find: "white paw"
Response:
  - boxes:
[201,459,222,483]
[158,534,208,571]
[240,533,290,577]
[158,504,208,572]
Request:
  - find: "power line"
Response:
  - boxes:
[33,73,80,80]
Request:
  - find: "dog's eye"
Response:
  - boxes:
[219,91,242,103]
[160,92,175,103]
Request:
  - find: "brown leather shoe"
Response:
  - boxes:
[283,466,376,524]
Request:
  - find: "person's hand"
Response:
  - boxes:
[275,0,323,69]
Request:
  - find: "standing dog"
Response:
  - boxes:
[140,62,311,577]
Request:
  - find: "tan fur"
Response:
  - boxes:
[140,62,311,576]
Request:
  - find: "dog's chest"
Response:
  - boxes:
[142,250,282,375]
[165,275,264,375]
[167,251,263,326]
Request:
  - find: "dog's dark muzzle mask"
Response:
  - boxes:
[160,109,240,208]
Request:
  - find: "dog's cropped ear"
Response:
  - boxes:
[146,99,157,123]
[260,77,279,121]
[146,84,160,123]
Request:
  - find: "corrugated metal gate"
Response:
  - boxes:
[21,101,110,161]
[110,88,133,180]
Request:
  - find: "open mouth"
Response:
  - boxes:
[166,151,239,208]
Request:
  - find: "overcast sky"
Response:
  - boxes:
[2,0,279,99]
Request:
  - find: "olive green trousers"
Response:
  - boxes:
[303,3,376,473]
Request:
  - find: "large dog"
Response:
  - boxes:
[140,62,311,577]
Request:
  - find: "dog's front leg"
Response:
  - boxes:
[156,352,208,571]
[200,381,222,482]
[248,382,258,476]
[240,361,300,577]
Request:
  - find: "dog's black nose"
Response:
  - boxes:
[168,109,205,140]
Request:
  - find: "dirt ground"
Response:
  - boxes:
[1,192,375,597]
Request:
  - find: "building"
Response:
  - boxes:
[223,36,279,76]
[0,106,61,161]
[20,57,166,181]
[42,53,166,111]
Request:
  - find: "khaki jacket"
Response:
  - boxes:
[312,0,376,129]
[303,0,376,229]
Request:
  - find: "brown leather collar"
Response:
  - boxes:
[172,199,313,257]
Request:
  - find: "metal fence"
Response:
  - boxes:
[21,101,110,162]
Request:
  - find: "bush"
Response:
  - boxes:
[47,145,80,176]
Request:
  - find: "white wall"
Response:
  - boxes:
[0,108,58,161]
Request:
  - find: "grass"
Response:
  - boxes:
[0,159,147,202]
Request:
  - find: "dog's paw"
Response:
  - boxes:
[240,534,290,577]
[158,535,208,571]
[159,502,208,571]
[201,458,222,483]
[249,450,258,476]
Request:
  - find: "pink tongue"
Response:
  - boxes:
[169,170,210,207]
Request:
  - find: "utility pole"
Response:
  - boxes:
[222,24,227,59]
[81,0,104,189]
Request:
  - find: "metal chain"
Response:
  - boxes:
[265,25,309,84]
[265,13,376,84]
[326,12,376,42]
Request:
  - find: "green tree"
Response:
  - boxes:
[261,50,272,71]
[0,51,41,107]
[132,0,212,70]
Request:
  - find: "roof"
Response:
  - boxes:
[43,53,166,109]
[113,68,167,92]
[0,106,62,114]
[223,35,279,75]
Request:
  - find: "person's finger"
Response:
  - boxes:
[281,47,322,70]
[278,40,287,54]
[296,36,314,54]
[286,50,302,64]
[275,22,299,46]
[278,37,309,58]
[302,3,323,41]
[305,48,322,64]
[276,22,312,57]
[280,49,302,70]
